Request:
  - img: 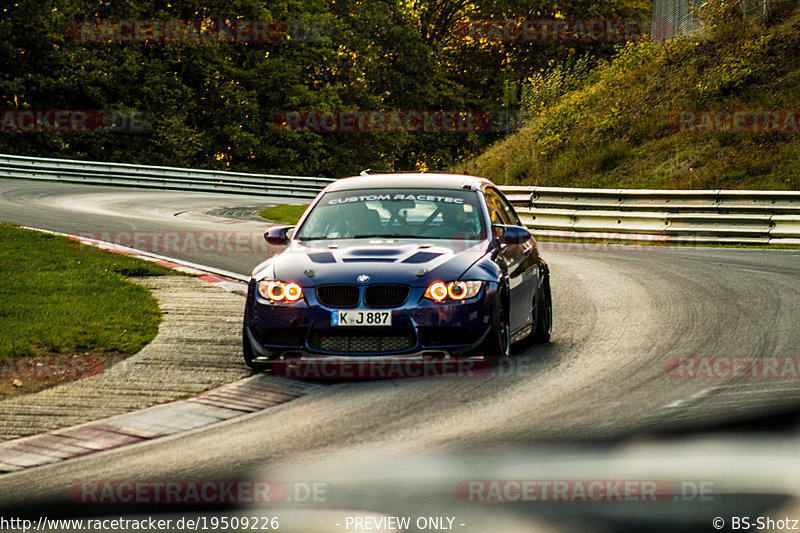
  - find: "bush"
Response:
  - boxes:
[454,6,800,190]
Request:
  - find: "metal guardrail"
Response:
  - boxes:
[501,186,800,245]
[2,154,798,245]
[0,154,335,200]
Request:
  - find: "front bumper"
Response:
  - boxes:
[244,280,498,358]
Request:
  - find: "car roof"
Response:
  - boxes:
[326,173,494,192]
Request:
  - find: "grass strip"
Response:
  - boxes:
[258,204,308,225]
[0,224,175,359]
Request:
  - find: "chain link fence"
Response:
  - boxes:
[653,0,799,39]
[653,0,699,39]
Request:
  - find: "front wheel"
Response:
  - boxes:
[531,279,552,343]
[471,293,510,360]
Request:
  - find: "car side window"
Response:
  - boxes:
[485,188,515,225]
[485,194,502,225]
[496,190,522,226]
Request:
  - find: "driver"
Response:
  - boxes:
[427,202,474,238]
[341,201,381,237]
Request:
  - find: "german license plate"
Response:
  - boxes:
[331,310,391,326]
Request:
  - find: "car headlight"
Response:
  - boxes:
[424,281,482,302]
[257,280,303,302]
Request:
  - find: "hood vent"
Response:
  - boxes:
[348,248,403,256]
[342,258,396,263]
[308,252,336,264]
[402,251,442,264]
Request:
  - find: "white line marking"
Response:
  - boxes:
[20,225,249,282]
[663,386,730,409]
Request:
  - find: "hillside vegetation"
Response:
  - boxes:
[456,6,800,190]
[0,0,649,177]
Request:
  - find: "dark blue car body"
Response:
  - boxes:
[243,173,551,366]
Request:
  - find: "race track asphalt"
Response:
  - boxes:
[2,179,799,522]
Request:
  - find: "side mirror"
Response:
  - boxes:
[264,225,295,246]
[493,224,532,245]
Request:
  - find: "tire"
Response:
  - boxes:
[531,278,552,344]
[472,291,511,360]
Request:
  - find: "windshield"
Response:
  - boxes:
[295,188,486,241]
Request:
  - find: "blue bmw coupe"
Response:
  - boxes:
[243,173,551,367]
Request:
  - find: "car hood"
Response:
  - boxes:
[253,239,491,286]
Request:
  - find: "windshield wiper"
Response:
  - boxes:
[298,234,417,241]
[297,235,334,241]
[349,234,417,239]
